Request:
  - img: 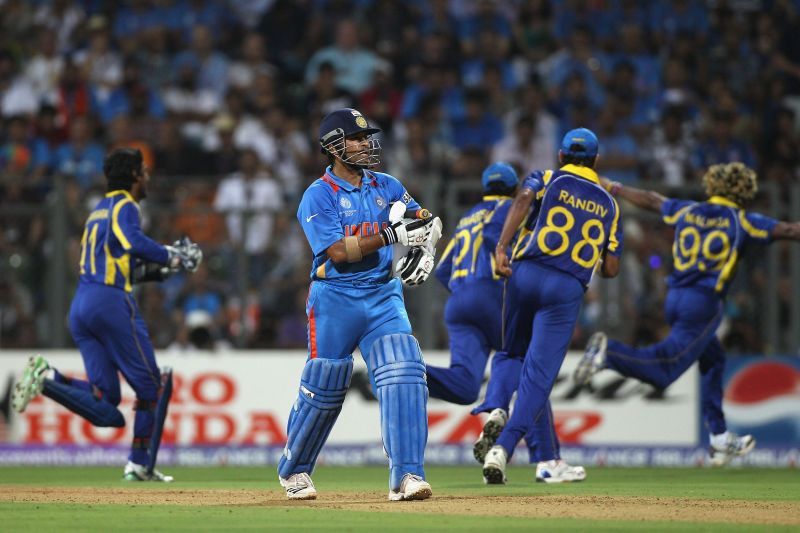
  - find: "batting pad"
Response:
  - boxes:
[42,379,125,427]
[368,334,428,490]
[278,356,353,479]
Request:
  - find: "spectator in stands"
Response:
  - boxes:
[214,148,284,288]
[74,16,123,105]
[229,32,277,91]
[642,106,695,187]
[23,30,62,106]
[450,88,503,153]
[491,114,556,176]
[50,115,104,191]
[692,109,756,172]
[305,18,381,96]
[0,49,38,118]
[173,25,230,104]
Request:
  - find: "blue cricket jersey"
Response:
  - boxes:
[297,167,421,284]
[435,195,512,292]
[661,196,778,294]
[78,190,169,292]
[512,164,623,288]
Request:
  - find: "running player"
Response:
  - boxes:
[480,128,623,484]
[11,148,202,481]
[278,108,442,501]
[429,161,587,482]
[575,162,800,466]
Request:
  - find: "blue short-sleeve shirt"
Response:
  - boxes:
[298,167,421,284]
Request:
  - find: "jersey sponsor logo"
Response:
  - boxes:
[306,213,319,222]
[402,192,411,204]
[344,221,389,236]
[339,197,352,209]
[557,190,608,218]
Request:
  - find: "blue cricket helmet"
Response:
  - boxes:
[481,162,519,192]
[318,108,382,167]
[560,127,599,159]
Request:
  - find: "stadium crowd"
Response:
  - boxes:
[0,0,799,353]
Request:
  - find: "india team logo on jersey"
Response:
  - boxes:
[340,197,352,209]
[375,196,386,209]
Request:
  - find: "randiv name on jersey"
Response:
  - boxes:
[557,190,608,218]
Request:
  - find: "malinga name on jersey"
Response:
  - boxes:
[684,212,731,229]
[558,190,608,218]
[344,221,389,237]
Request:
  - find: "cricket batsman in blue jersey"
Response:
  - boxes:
[478,128,624,484]
[12,148,202,481]
[278,108,442,501]
[428,162,587,482]
[576,162,800,466]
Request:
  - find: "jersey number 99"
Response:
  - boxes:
[673,227,730,272]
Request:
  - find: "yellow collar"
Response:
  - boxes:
[707,196,740,208]
[483,195,512,201]
[560,164,600,184]
[105,190,136,203]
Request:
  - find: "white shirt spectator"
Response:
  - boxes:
[491,113,558,174]
[24,54,63,105]
[214,171,284,254]
[2,78,39,117]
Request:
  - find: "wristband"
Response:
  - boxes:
[607,181,621,196]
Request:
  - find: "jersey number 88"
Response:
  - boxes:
[535,206,606,269]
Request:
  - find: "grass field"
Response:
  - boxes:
[1,466,798,531]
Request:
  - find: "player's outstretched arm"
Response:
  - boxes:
[601,177,666,213]
[494,187,536,277]
[772,221,800,241]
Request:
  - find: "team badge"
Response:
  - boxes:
[376,196,386,209]
[356,116,368,128]
[340,197,352,209]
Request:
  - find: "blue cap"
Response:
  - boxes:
[560,127,599,158]
[318,108,381,147]
[481,162,518,192]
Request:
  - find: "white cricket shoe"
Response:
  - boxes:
[482,445,508,485]
[536,460,587,483]
[280,472,317,500]
[709,433,756,467]
[574,332,608,385]
[11,354,50,413]
[473,408,508,463]
[388,473,432,501]
[123,461,174,482]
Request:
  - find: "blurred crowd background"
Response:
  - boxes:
[1,0,799,355]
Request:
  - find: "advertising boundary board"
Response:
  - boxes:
[0,350,717,466]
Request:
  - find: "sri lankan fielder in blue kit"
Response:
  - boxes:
[479,128,624,484]
[428,162,587,482]
[575,162,800,466]
[278,108,442,501]
[12,148,202,481]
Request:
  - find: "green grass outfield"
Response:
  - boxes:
[0,466,798,532]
